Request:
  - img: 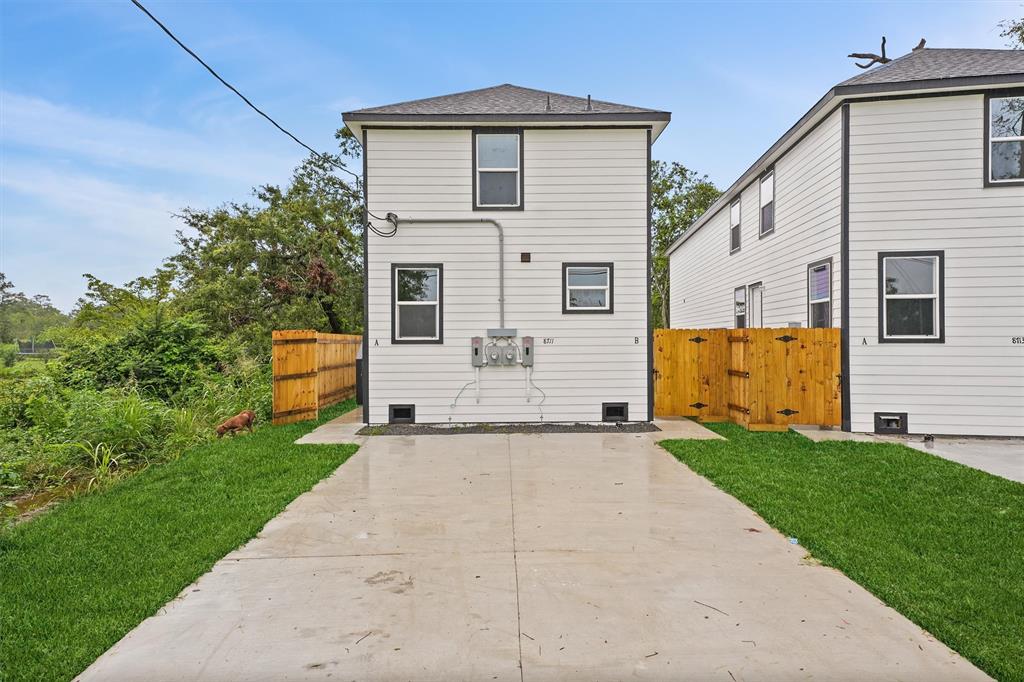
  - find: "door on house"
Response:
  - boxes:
[748,283,763,327]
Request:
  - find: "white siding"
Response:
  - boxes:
[669,109,843,328]
[847,94,1024,437]
[366,127,649,423]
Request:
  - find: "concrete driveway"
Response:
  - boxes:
[79,429,986,681]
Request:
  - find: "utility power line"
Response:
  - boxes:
[129,0,397,236]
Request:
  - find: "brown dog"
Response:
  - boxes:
[216,410,256,437]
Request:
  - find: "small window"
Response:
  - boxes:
[729,200,741,253]
[475,131,522,208]
[807,259,832,328]
[879,252,944,343]
[393,265,442,343]
[563,263,613,313]
[759,170,775,236]
[734,286,746,329]
[988,95,1024,184]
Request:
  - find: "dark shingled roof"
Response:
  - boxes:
[345,84,669,118]
[839,48,1024,86]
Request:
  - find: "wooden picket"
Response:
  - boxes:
[654,327,841,429]
[272,330,361,425]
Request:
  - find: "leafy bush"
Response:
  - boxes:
[56,315,225,401]
[0,345,14,368]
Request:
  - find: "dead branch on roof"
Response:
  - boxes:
[849,36,892,69]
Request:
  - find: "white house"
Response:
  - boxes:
[667,48,1024,437]
[343,85,670,425]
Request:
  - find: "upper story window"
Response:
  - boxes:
[393,265,443,343]
[807,259,832,328]
[878,251,944,343]
[563,263,613,313]
[987,95,1024,185]
[475,130,523,209]
[729,199,741,253]
[734,286,746,328]
[759,170,775,236]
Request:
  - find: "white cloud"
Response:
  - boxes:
[0,91,295,183]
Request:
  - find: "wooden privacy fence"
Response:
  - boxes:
[654,328,841,431]
[272,330,361,425]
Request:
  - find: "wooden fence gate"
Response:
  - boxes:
[272,330,361,425]
[654,328,840,430]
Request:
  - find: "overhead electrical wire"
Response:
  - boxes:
[129,0,397,237]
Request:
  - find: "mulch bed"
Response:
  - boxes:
[357,422,661,436]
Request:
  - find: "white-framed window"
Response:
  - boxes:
[393,265,442,343]
[807,259,832,328]
[563,263,613,313]
[475,131,521,208]
[734,286,746,328]
[759,170,775,236]
[729,199,741,253]
[988,95,1024,184]
[879,252,944,343]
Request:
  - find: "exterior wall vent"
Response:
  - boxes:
[602,402,629,422]
[389,404,416,424]
[874,412,907,435]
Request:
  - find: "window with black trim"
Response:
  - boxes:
[563,263,613,313]
[392,264,442,343]
[878,252,944,343]
[474,131,522,208]
[807,259,832,328]
[988,95,1024,184]
[729,199,741,253]
[734,286,746,328]
[759,170,775,236]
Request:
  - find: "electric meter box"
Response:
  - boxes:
[471,337,485,367]
[521,336,534,366]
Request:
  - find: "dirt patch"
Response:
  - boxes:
[357,422,661,436]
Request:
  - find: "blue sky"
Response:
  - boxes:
[1,0,1016,310]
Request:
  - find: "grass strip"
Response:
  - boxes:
[0,401,358,682]
[660,424,1024,682]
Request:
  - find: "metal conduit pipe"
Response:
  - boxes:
[391,217,505,328]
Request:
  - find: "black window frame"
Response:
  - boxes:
[562,262,614,314]
[472,128,525,210]
[758,168,775,238]
[983,89,1024,188]
[734,285,747,329]
[391,263,444,344]
[807,257,833,328]
[728,198,741,254]
[877,250,945,344]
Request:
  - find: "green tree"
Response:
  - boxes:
[0,273,69,343]
[172,141,363,343]
[1001,14,1024,48]
[649,161,721,328]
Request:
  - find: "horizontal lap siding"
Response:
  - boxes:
[669,109,842,329]
[848,95,1024,436]
[366,128,649,423]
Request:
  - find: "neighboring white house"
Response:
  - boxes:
[343,85,670,424]
[667,48,1024,437]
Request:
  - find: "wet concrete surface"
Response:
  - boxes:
[77,431,988,681]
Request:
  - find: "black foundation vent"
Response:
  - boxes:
[389,404,415,424]
[602,402,629,423]
[874,412,907,435]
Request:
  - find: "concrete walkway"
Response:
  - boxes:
[79,430,986,681]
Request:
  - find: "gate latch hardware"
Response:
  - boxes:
[689,402,707,409]
[689,336,706,344]
[775,335,798,343]
[777,408,799,416]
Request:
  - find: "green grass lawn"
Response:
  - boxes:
[0,401,359,682]
[660,425,1024,682]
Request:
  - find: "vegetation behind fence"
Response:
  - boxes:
[654,327,841,430]
[272,330,360,425]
